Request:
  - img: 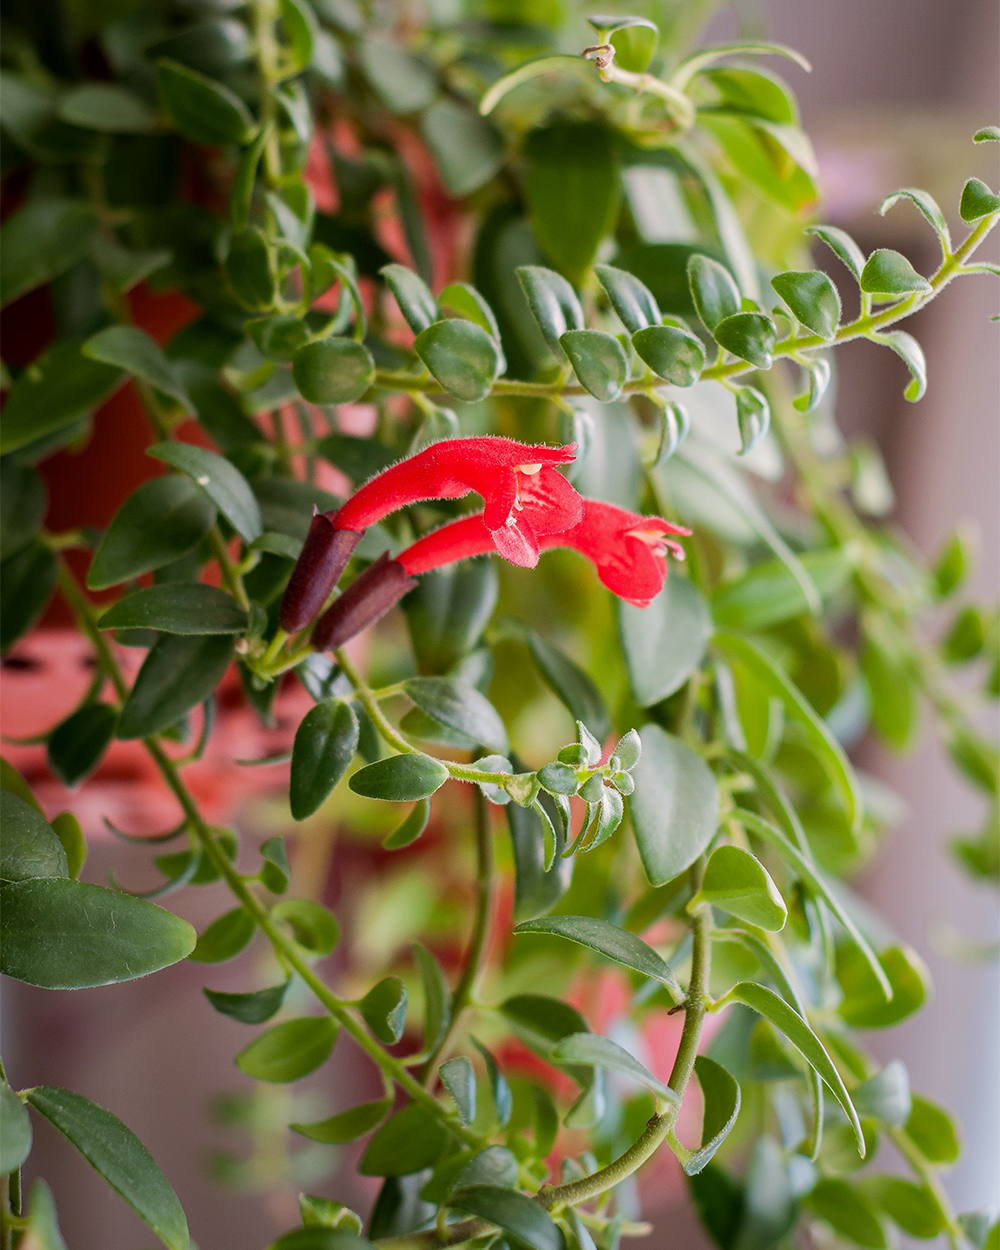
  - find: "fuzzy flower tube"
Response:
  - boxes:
[280,436,582,633]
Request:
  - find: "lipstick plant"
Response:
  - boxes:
[0,2,997,1249]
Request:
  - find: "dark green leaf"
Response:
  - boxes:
[904,1094,960,1164]
[236,1016,338,1082]
[404,677,508,753]
[559,329,627,401]
[594,264,661,333]
[507,797,573,919]
[515,914,681,998]
[90,236,171,294]
[960,177,1000,221]
[358,1102,450,1176]
[471,1039,512,1128]
[156,58,256,146]
[631,324,705,386]
[0,540,56,652]
[203,979,291,1024]
[414,319,500,402]
[851,1061,911,1127]
[88,476,216,590]
[836,943,929,1028]
[683,1056,741,1175]
[618,575,711,706]
[807,1178,888,1249]
[230,123,272,232]
[0,759,43,813]
[0,790,68,882]
[359,36,436,114]
[735,385,770,453]
[688,253,741,331]
[59,83,157,133]
[0,1081,31,1175]
[454,1145,518,1191]
[269,1230,372,1250]
[98,584,247,634]
[553,1033,677,1104]
[271,898,339,956]
[317,434,394,486]
[859,249,931,296]
[499,994,589,1057]
[877,329,927,401]
[526,629,609,742]
[148,441,262,544]
[360,977,408,1044]
[0,199,97,308]
[350,753,450,802]
[450,1185,563,1250]
[806,224,867,282]
[291,1097,392,1144]
[532,1086,559,1158]
[189,906,256,963]
[440,1056,477,1125]
[384,798,431,849]
[1,877,195,987]
[246,315,310,362]
[515,265,584,360]
[413,941,451,1054]
[27,1086,189,1250]
[0,340,122,455]
[420,100,503,197]
[692,844,787,930]
[117,633,235,739]
[714,312,776,369]
[226,227,277,309]
[770,270,841,337]
[293,338,375,404]
[290,699,359,820]
[48,703,118,787]
[0,457,47,562]
[711,548,852,630]
[628,726,719,886]
[380,263,438,334]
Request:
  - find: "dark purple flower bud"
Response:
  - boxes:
[279,513,363,633]
[311,552,416,651]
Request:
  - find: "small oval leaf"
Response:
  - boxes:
[359,977,408,1044]
[292,338,375,404]
[349,753,450,802]
[290,699,359,820]
[236,1016,338,1082]
[414,319,500,403]
[632,324,705,386]
[692,844,787,930]
[559,329,628,401]
[117,633,235,740]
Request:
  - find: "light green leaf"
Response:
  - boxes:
[383,798,432,849]
[440,1056,477,1125]
[836,943,929,1028]
[960,177,1000,222]
[880,187,951,253]
[671,41,811,92]
[861,1175,945,1239]
[270,898,339,957]
[692,844,787,930]
[711,547,853,630]
[148,440,262,544]
[291,1098,392,1144]
[553,1032,677,1104]
[735,386,770,453]
[24,1178,66,1250]
[807,1178,889,1249]
[0,1081,32,1174]
[359,977,408,1044]
[479,55,590,116]
[359,36,436,115]
[618,575,711,706]
[875,329,927,401]
[859,249,931,296]
[851,1061,911,1127]
[514,914,681,999]
[904,1094,960,1165]
[236,1016,338,1082]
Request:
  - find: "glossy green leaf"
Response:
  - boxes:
[559,329,628,402]
[0,199,97,308]
[628,726,719,886]
[770,270,841,337]
[0,1081,32,1174]
[383,798,431,849]
[226,227,277,310]
[349,753,449,802]
[725,982,864,1153]
[960,177,1000,222]
[189,906,256,963]
[904,1094,960,1164]
[404,677,508,754]
[451,1186,563,1250]
[0,789,68,883]
[618,575,711,706]
[293,338,375,404]
[0,540,56,652]
[837,943,929,1028]
[525,629,609,741]
[1,876,195,987]
[594,264,661,333]
[148,441,262,544]
[271,898,339,957]
[555,1033,677,1104]
[414,319,500,403]
[514,914,681,999]
[439,282,502,347]
[699,65,798,123]
[711,547,852,630]
[852,1061,911,1127]
[683,1055,741,1175]
[156,58,256,146]
[735,385,770,453]
[98,584,247,635]
[27,1086,189,1250]
[714,312,776,369]
[515,265,584,360]
[117,633,234,739]
[877,329,927,401]
[0,340,123,455]
[808,1179,889,1248]
[806,224,867,282]
[290,698,359,820]
[359,977,408,1044]
[440,1056,477,1125]
[358,1102,450,1176]
[524,121,620,286]
[862,1175,944,1238]
[880,187,952,251]
[420,100,503,197]
[860,249,931,296]
[359,36,436,115]
[237,1016,337,1082]
[631,324,705,386]
[203,979,291,1024]
[88,476,215,589]
[692,844,787,930]
[687,253,741,331]
[50,812,86,881]
[47,702,118,787]
[291,1097,392,1144]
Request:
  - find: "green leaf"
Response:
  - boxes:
[98,584,247,634]
[711,547,852,630]
[714,312,776,369]
[524,121,620,286]
[291,1097,392,1144]
[359,36,436,114]
[88,477,215,590]
[230,123,273,232]
[156,58,257,146]
[0,1081,32,1174]
[618,575,711,706]
[698,65,798,123]
[0,340,123,455]
[478,55,591,117]
[47,702,118,787]
[684,1055,741,1175]
[413,941,451,1054]
[383,798,431,849]
[404,677,508,754]
[414,320,500,403]
[808,1179,889,1248]
[0,758,44,813]
[117,633,235,739]
[770,270,841,337]
[246,315,310,363]
[279,0,317,71]
[470,1040,512,1128]
[350,753,450,802]
[148,441,262,544]
[735,386,770,453]
[691,844,787,930]
[189,905,256,963]
[806,224,867,282]
[631,324,705,387]
[904,1094,960,1165]
[670,40,811,91]
[203,979,291,1024]
[836,943,929,1028]
[525,630,609,742]
[974,126,1000,142]
[0,540,56,652]
[559,329,628,402]
[406,556,498,676]
[380,263,438,335]
[358,1102,450,1176]
[880,187,952,252]
[862,1175,944,1238]
[27,1086,189,1250]
[268,1230,372,1250]
[876,328,927,401]
[49,811,84,881]
[24,1178,67,1250]
[515,265,584,361]
[58,83,158,132]
[226,227,277,310]
[851,1061,911,1127]
[439,282,503,348]
[290,699,359,820]
[862,615,918,749]
[687,253,741,331]
[293,338,375,404]
[500,994,589,1058]
[236,1016,338,1082]
[628,726,719,886]
[724,982,864,1153]
[608,19,659,72]
[359,977,408,1044]
[594,264,661,333]
[0,789,68,882]
[554,1033,677,1104]
[514,914,681,999]
[90,236,172,293]
[440,1056,477,1125]
[0,457,46,562]
[714,632,863,829]
[420,100,504,197]
[860,249,931,296]
[271,897,339,956]
[0,199,97,308]
[257,837,289,894]
[451,1185,563,1250]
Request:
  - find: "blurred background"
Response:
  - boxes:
[1,0,997,1246]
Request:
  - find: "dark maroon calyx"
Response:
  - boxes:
[310,552,417,651]
[279,514,363,633]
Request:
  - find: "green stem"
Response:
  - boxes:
[888,1128,963,1250]
[207,527,251,611]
